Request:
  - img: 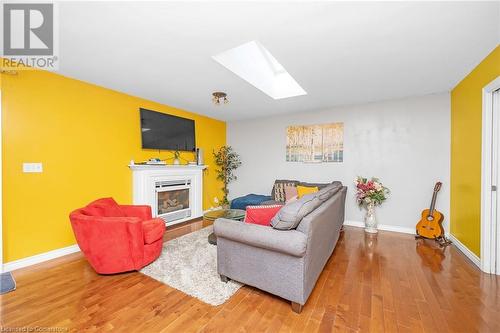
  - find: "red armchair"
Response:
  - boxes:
[69,198,165,274]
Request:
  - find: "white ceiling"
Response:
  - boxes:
[57,1,500,121]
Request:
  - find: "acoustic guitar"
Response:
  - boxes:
[416,182,445,240]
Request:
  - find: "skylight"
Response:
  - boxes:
[212,41,307,100]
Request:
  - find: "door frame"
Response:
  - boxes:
[0,89,3,273]
[481,76,500,274]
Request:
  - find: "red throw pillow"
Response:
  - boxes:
[245,205,282,226]
[82,197,126,217]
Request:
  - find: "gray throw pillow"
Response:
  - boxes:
[271,193,322,230]
[316,183,342,202]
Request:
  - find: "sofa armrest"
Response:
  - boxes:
[120,205,152,220]
[214,218,307,257]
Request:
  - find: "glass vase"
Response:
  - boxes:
[364,203,378,234]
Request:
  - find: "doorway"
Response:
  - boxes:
[0,89,2,272]
[481,76,500,274]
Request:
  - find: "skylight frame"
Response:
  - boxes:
[212,40,307,100]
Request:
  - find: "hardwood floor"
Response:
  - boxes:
[2,222,500,332]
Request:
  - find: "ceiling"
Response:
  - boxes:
[57,1,500,121]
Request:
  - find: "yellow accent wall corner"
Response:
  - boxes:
[451,45,500,257]
[1,69,226,263]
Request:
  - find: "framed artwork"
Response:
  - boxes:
[286,122,344,163]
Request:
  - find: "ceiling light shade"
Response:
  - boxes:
[213,41,307,100]
[212,92,228,105]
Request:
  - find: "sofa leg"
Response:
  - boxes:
[291,302,303,313]
[220,275,230,283]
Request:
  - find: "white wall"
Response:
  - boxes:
[227,93,450,231]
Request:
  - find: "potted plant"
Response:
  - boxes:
[213,146,242,207]
[355,177,390,233]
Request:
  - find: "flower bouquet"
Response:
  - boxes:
[355,177,389,233]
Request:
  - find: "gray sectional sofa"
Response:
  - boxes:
[214,182,347,313]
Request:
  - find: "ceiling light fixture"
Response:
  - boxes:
[212,92,229,105]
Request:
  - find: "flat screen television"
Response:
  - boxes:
[140,108,196,151]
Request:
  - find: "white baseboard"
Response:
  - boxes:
[446,233,481,269]
[3,244,81,272]
[344,220,415,235]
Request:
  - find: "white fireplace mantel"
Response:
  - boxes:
[128,164,207,226]
[128,164,208,171]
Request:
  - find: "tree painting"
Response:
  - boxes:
[286,123,343,162]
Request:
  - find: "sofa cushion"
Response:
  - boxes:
[271,180,299,202]
[297,185,319,198]
[260,200,285,206]
[142,218,166,244]
[284,184,298,202]
[245,205,282,226]
[271,193,322,230]
[82,197,126,217]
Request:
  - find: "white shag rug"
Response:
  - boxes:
[140,226,243,306]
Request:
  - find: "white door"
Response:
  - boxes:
[493,89,500,274]
[482,78,500,275]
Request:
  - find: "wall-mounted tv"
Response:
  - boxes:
[140,108,196,151]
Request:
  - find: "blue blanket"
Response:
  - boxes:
[230,194,272,210]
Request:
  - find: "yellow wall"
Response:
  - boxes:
[1,69,226,263]
[451,45,500,256]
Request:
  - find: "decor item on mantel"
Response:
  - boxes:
[286,122,344,163]
[213,146,241,207]
[355,176,390,233]
[173,150,181,165]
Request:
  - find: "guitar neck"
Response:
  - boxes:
[429,191,438,216]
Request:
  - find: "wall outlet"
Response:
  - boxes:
[23,162,43,173]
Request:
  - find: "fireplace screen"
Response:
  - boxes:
[157,189,189,215]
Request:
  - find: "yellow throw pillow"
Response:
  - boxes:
[296,185,319,199]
